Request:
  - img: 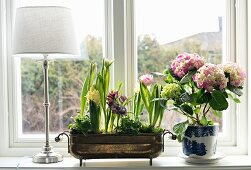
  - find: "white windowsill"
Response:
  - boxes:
[1,156,251,170]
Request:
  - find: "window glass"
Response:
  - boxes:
[18,0,104,134]
[136,0,225,131]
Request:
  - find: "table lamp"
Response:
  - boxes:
[12,6,78,163]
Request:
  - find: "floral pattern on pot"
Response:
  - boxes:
[182,125,219,157]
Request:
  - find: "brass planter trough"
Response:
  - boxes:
[55,131,176,166]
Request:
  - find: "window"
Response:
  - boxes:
[0,0,248,156]
[134,0,248,154]
[19,1,104,135]
[135,0,225,133]
[11,0,105,145]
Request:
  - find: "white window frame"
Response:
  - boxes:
[124,0,248,155]
[0,0,249,156]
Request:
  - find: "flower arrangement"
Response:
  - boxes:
[159,52,246,142]
[68,59,165,135]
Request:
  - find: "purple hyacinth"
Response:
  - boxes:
[107,90,127,115]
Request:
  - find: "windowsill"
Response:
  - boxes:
[1,156,251,169]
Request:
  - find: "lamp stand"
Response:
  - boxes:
[33,54,63,163]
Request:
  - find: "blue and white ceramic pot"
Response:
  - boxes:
[182,125,219,157]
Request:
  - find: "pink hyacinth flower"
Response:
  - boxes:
[140,74,154,86]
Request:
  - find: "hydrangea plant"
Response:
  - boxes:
[160,53,246,142]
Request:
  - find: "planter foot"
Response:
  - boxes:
[150,158,152,166]
[80,159,82,167]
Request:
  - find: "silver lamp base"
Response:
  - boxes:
[33,146,63,163]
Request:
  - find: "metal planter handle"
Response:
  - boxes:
[162,130,177,152]
[55,131,70,153]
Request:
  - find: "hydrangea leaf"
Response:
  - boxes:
[209,90,228,111]
[180,104,193,115]
[180,69,197,84]
[173,121,189,142]
[180,92,193,103]
[200,116,208,126]
[212,110,222,118]
[228,86,243,96]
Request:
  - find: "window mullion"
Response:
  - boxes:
[248,0,251,156]
[112,0,126,93]
[104,0,115,88]
[235,0,248,154]
[0,0,9,156]
[124,0,136,98]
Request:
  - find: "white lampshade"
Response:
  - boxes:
[12,6,79,58]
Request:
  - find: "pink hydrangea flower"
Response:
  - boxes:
[193,63,228,92]
[139,74,154,86]
[171,53,205,78]
[222,63,246,87]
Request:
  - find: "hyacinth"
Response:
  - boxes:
[222,63,246,87]
[87,87,100,105]
[139,74,154,86]
[104,58,113,67]
[134,83,140,93]
[193,63,228,92]
[161,83,181,99]
[171,53,205,78]
[107,90,127,115]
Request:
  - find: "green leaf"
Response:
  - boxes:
[180,104,193,115]
[80,76,89,116]
[202,92,212,103]
[200,116,208,126]
[68,123,73,129]
[173,121,189,142]
[104,68,110,93]
[197,92,211,104]
[207,120,214,125]
[152,85,161,126]
[89,101,101,133]
[224,72,230,79]
[140,82,153,123]
[227,92,241,103]
[80,63,97,116]
[89,63,97,87]
[180,70,197,84]
[227,92,234,99]
[168,68,181,80]
[228,86,243,96]
[194,107,200,114]
[164,73,173,83]
[152,85,167,127]
[96,74,105,107]
[162,69,174,83]
[150,84,160,126]
[140,82,151,109]
[212,110,222,118]
[222,91,228,98]
[209,90,228,111]
[180,92,193,103]
[134,92,144,119]
[233,98,241,103]
[163,69,169,75]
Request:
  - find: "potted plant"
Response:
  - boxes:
[55,58,176,166]
[157,52,246,160]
